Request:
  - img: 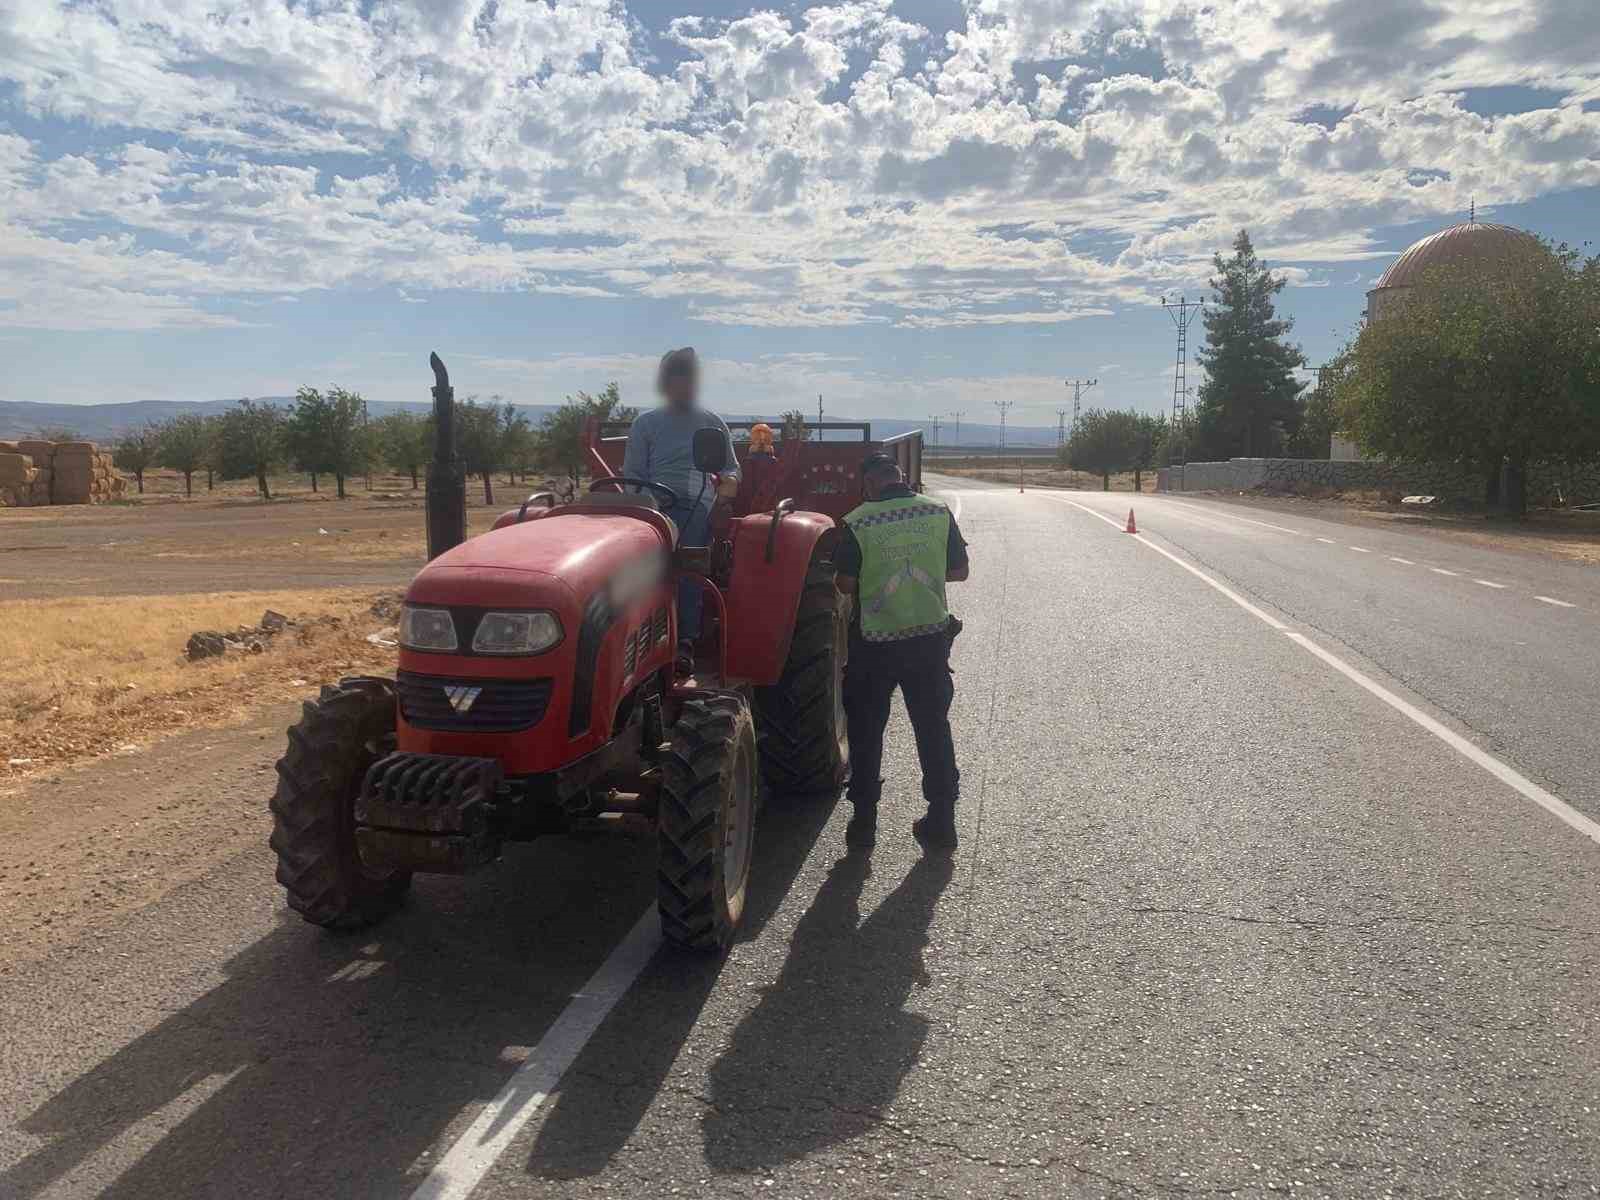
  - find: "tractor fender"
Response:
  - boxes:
[723,510,838,687]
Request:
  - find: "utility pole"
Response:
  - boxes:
[1160,296,1203,490]
[1063,377,1097,437]
[927,414,941,448]
[1056,409,1070,447]
[949,411,962,448]
[994,400,1014,450]
[817,394,823,442]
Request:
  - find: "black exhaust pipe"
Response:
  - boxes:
[425,351,467,559]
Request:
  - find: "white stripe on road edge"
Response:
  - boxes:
[1044,495,1600,849]
[1535,596,1576,609]
[1316,537,1336,544]
[1348,545,1371,553]
[1430,567,1459,577]
[1159,498,1308,537]
[1389,556,1415,565]
[411,908,661,1200]
[1475,579,1507,589]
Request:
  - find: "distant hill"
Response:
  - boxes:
[0,398,1057,448]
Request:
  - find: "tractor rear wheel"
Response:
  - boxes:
[753,550,848,795]
[657,694,758,952]
[269,676,412,929]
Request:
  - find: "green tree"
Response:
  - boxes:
[1129,411,1167,493]
[112,424,161,494]
[1195,230,1306,458]
[32,424,82,442]
[498,400,535,485]
[217,398,285,499]
[201,413,225,491]
[456,397,506,505]
[287,386,370,498]
[376,410,430,488]
[1339,242,1600,516]
[1067,408,1141,490]
[539,382,636,489]
[154,413,211,497]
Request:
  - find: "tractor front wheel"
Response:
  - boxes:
[657,694,758,952]
[753,551,848,795]
[269,676,412,929]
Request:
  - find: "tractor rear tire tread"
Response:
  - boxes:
[754,555,848,794]
[269,676,411,930]
[657,694,754,952]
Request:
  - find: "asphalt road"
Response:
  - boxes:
[4,479,1599,1198]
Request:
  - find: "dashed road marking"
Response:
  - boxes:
[410,908,661,1200]
[1475,579,1507,589]
[1535,596,1577,609]
[1045,494,1600,850]
[1389,556,1415,565]
[1430,567,1459,577]
[1315,537,1336,544]
[1348,546,1371,553]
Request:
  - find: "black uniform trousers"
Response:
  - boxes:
[843,630,959,815]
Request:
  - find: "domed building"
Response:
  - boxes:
[1365,219,1543,321]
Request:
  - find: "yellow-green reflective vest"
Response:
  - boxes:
[842,494,952,642]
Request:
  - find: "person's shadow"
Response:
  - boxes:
[700,852,956,1170]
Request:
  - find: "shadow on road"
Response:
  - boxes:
[4,835,656,1200]
[5,787,841,1200]
[699,851,955,1171]
[524,788,840,1181]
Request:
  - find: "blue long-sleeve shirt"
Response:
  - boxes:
[621,407,740,513]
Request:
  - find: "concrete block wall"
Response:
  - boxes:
[1160,457,1600,506]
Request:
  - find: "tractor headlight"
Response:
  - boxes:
[398,605,458,652]
[472,611,563,656]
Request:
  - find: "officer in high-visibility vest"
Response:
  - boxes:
[833,453,969,852]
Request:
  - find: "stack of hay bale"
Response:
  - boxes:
[0,440,127,507]
[0,441,39,507]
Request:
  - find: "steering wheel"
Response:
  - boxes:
[589,476,679,509]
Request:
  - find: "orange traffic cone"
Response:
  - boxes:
[1124,508,1137,534]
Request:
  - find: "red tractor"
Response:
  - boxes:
[269,355,923,950]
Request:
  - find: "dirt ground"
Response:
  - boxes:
[1203,490,1600,566]
[933,461,1157,492]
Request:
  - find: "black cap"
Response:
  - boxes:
[861,452,900,475]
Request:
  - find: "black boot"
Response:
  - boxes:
[845,804,877,851]
[912,806,957,852]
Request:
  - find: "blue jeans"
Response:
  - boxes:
[664,500,710,641]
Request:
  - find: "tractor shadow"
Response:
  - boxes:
[523,787,842,1181]
[2,790,839,1200]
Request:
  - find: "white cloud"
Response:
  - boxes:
[0,0,1594,333]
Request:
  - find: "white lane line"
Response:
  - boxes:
[411,908,661,1200]
[1535,595,1577,609]
[1389,556,1415,565]
[1348,545,1371,553]
[1430,567,1459,577]
[1160,499,1308,537]
[1316,537,1336,544]
[1475,579,1507,589]
[1042,494,1600,849]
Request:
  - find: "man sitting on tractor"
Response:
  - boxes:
[622,347,741,665]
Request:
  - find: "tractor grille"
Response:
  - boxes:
[396,671,554,733]
[622,607,670,680]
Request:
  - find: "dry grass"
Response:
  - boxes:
[1,588,401,782]
[933,462,1158,492]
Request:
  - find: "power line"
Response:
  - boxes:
[949,411,962,448]
[927,413,942,448]
[1160,295,1203,489]
[1056,408,1071,447]
[994,400,1015,449]
[1063,377,1098,438]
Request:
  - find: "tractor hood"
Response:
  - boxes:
[406,510,672,612]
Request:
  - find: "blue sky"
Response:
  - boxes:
[2,1,1597,429]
